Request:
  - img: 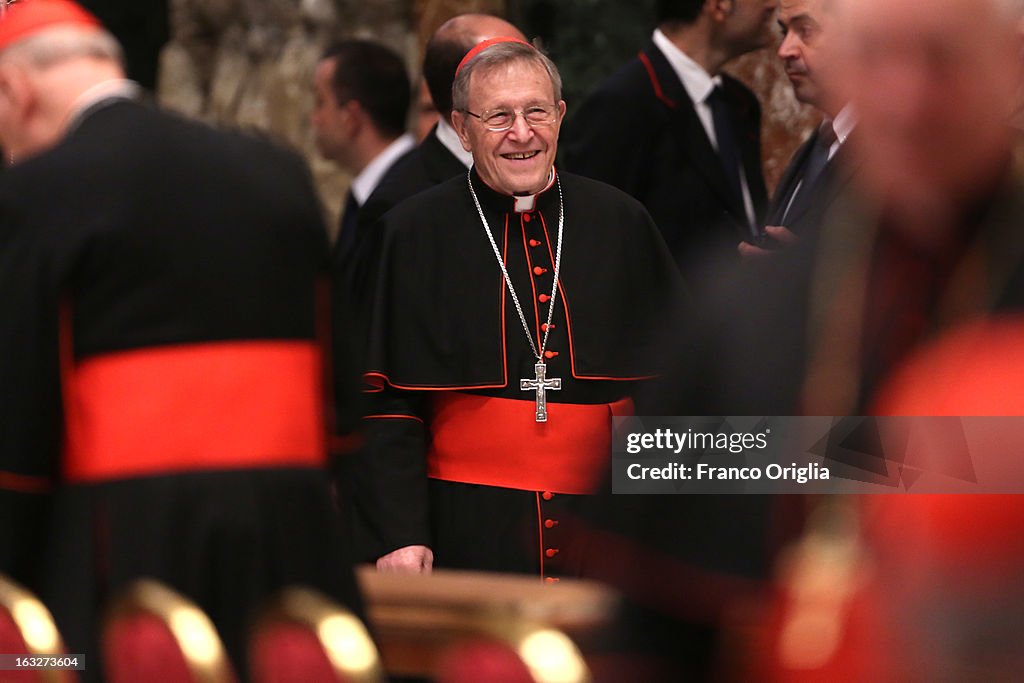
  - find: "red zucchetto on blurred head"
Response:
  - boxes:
[0,0,100,52]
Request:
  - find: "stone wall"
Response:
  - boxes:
[157,0,424,233]
[728,48,820,194]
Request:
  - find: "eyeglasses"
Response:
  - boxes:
[462,104,559,132]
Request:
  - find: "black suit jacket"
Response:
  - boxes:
[359,125,467,231]
[562,42,768,286]
[339,126,467,302]
[332,143,415,268]
[765,126,860,237]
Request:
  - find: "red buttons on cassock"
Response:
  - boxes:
[533,266,547,276]
[545,548,559,558]
[523,214,532,222]
[545,577,560,584]
[544,519,558,529]
[541,323,555,331]
[544,350,559,359]
[529,239,542,247]
[542,491,554,500]
[539,294,550,303]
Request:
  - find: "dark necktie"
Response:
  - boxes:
[706,86,745,209]
[783,120,838,223]
[336,189,360,262]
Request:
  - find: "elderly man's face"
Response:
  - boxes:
[453,60,565,196]
[777,0,833,109]
[838,0,1020,212]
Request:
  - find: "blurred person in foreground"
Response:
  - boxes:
[588,0,1024,679]
[638,0,1024,678]
[0,0,363,675]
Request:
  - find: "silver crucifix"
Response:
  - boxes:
[521,361,561,423]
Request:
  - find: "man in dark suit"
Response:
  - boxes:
[0,1,363,675]
[562,0,776,286]
[741,0,856,256]
[311,39,414,262]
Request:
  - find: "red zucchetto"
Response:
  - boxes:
[455,36,533,76]
[0,0,101,52]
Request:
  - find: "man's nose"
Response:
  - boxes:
[506,111,533,138]
[778,32,799,61]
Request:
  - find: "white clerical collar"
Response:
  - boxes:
[652,28,721,106]
[512,169,556,212]
[65,79,140,133]
[350,132,416,205]
[436,118,474,169]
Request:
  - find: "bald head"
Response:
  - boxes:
[835,0,1023,224]
[423,13,525,120]
[437,13,525,45]
[0,24,124,160]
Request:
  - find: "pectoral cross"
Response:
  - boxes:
[521,361,561,423]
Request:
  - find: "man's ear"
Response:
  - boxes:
[711,0,734,21]
[450,110,473,152]
[0,64,35,126]
[340,99,364,137]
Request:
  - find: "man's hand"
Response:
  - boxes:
[738,225,798,259]
[376,544,434,573]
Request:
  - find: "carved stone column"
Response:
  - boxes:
[158,0,420,233]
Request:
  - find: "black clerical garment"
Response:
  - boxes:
[0,98,362,676]
[355,168,685,578]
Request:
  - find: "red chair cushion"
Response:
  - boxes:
[437,638,535,683]
[104,612,195,683]
[250,622,344,683]
[0,608,39,682]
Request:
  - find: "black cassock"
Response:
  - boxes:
[0,99,362,676]
[354,168,685,578]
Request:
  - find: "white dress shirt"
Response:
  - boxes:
[350,132,416,205]
[435,118,474,169]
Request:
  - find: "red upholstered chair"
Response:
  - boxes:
[0,574,77,683]
[249,587,383,683]
[357,568,608,682]
[101,579,235,683]
[436,622,591,683]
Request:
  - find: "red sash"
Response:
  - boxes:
[62,341,326,482]
[427,393,633,494]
